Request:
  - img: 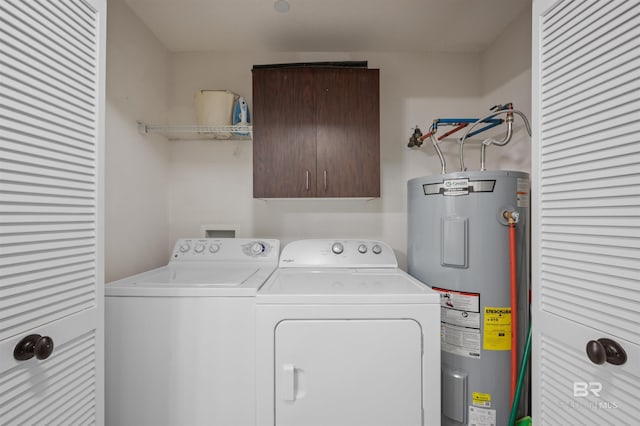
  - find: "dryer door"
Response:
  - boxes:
[274,319,423,426]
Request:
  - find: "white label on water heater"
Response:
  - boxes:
[434,287,479,312]
[441,324,481,359]
[442,308,480,328]
[434,287,481,358]
[468,406,496,426]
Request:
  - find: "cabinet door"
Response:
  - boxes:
[274,319,423,426]
[532,0,640,424]
[0,0,105,423]
[253,68,317,198]
[316,68,380,197]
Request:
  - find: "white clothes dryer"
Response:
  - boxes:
[106,238,279,426]
[255,239,441,426]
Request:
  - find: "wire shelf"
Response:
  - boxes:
[137,122,253,140]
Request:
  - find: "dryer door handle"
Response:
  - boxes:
[282,364,296,401]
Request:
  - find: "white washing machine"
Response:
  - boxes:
[105,238,279,426]
[255,239,441,426]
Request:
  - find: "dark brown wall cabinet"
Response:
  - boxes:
[252,67,380,198]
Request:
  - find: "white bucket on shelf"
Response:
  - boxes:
[194,90,237,139]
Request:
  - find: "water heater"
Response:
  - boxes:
[408,170,529,426]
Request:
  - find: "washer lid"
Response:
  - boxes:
[106,263,276,297]
[257,268,440,304]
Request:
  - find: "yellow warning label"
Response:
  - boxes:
[483,306,511,351]
[472,392,492,407]
[473,392,491,402]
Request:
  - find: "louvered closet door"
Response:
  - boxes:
[0,0,105,424]
[532,0,640,425]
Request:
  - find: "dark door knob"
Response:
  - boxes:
[14,334,55,361]
[586,338,627,366]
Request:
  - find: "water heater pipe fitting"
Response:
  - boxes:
[503,210,520,224]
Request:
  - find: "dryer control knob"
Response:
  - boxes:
[251,242,266,255]
[209,244,220,253]
[331,242,344,254]
[358,244,367,254]
[194,243,205,253]
[372,244,382,255]
[179,243,191,253]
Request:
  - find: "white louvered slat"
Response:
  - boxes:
[3,274,95,305]
[0,75,95,129]
[1,245,96,269]
[540,163,638,189]
[543,223,640,238]
[2,271,95,307]
[533,1,640,424]
[1,230,96,246]
[0,38,94,110]
[1,108,96,149]
[0,8,95,94]
[0,216,95,227]
[543,133,640,167]
[2,89,95,134]
[0,0,104,422]
[542,2,637,82]
[2,136,94,165]
[0,55,94,120]
[539,0,597,56]
[6,0,95,70]
[0,160,95,185]
[0,179,94,200]
[0,222,95,236]
[34,0,94,52]
[542,231,640,249]
[2,262,95,289]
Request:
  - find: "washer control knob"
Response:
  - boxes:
[358,244,368,254]
[209,244,220,253]
[179,243,190,253]
[194,243,205,253]
[331,242,344,254]
[251,242,266,255]
[372,244,382,255]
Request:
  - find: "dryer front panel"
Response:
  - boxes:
[274,319,423,426]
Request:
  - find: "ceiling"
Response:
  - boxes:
[124,0,531,53]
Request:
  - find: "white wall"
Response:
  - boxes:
[104,4,532,277]
[479,5,532,173]
[105,0,171,281]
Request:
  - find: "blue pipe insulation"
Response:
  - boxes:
[435,118,502,125]
[466,120,503,138]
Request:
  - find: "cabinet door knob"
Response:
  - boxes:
[14,334,55,361]
[305,170,310,191]
[586,338,627,366]
[323,170,327,191]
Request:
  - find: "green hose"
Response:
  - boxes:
[509,323,532,426]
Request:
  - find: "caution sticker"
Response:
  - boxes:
[483,307,511,351]
[472,392,492,408]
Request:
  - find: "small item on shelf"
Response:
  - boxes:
[194,90,236,139]
[232,96,251,136]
